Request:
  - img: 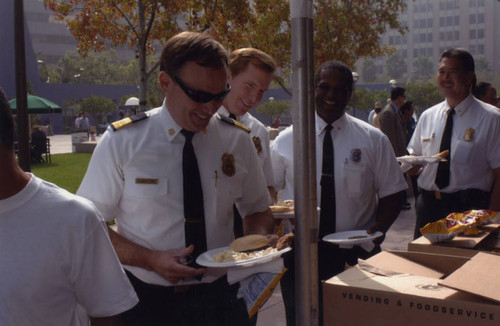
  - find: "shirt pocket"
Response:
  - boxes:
[420,134,435,155]
[122,176,168,198]
[453,140,474,166]
[342,163,366,198]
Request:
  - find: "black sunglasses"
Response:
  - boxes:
[174,76,231,103]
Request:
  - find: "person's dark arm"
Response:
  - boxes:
[243,208,275,235]
[367,191,403,243]
[490,167,500,211]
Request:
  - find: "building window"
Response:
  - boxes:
[395,35,402,45]
[427,33,433,42]
[447,31,453,41]
[478,13,484,24]
[439,32,445,41]
[389,36,394,45]
[454,16,459,26]
[470,44,476,55]
[478,44,484,55]
[478,0,484,7]
[414,19,419,28]
[478,29,484,39]
[427,48,433,57]
[454,31,459,41]
[427,18,433,28]
[470,14,476,24]
[446,16,453,26]
[470,30,476,39]
[440,17,445,27]
[413,49,419,57]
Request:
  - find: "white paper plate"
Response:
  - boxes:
[196,246,291,268]
[322,230,383,245]
[397,155,444,165]
[272,207,320,219]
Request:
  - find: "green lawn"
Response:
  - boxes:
[31,153,92,194]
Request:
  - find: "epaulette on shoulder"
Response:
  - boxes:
[111,112,148,131]
[218,114,251,133]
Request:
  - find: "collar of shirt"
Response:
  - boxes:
[390,101,399,113]
[444,93,474,117]
[217,105,241,121]
[315,112,348,136]
[160,101,183,142]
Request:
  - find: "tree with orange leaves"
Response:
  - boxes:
[44,0,406,108]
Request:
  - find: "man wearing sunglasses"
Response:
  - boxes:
[77,31,274,325]
[217,48,278,238]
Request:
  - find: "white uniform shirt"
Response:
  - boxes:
[0,175,138,325]
[77,103,271,286]
[271,113,407,231]
[218,106,274,187]
[408,94,500,192]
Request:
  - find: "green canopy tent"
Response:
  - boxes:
[9,94,62,114]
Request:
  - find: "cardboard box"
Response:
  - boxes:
[408,224,500,257]
[323,251,500,326]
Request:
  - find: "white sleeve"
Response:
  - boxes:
[77,131,124,221]
[74,211,138,317]
[270,138,287,193]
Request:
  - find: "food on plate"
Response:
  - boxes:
[229,234,270,252]
[270,200,295,214]
[270,205,294,214]
[433,150,449,158]
[348,235,367,240]
[213,233,294,263]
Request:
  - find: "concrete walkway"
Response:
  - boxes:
[48,134,417,326]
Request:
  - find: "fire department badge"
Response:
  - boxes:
[221,153,236,176]
[252,136,263,154]
[351,148,362,162]
[464,128,474,142]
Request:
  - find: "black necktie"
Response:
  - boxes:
[181,129,207,266]
[435,108,455,189]
[228,113,244,237]
[319,125,336,239]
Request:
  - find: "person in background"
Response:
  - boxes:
[378,86,411,210]
[0,88,138,325]
[372,101,383,129]
[398,100,419,198]
[77,31,274,325]
[407,48,500,239]
[368,101,382,126]
[30,126,47,163]
[271,60,407,326]
[473,81,498,106]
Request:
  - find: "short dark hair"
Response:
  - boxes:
[160,31,228,78]
[440,48,476,90]
[399,101,413,114]
[473,82,492,99]
[390,87,406,100]
[314,60,354,98]
[0,88,15,150]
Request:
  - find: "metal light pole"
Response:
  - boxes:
[14,0,30,172]
[291,0,318,325]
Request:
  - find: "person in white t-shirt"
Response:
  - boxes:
[0,88,138,325]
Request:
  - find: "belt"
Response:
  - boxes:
[419,188,487,201]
